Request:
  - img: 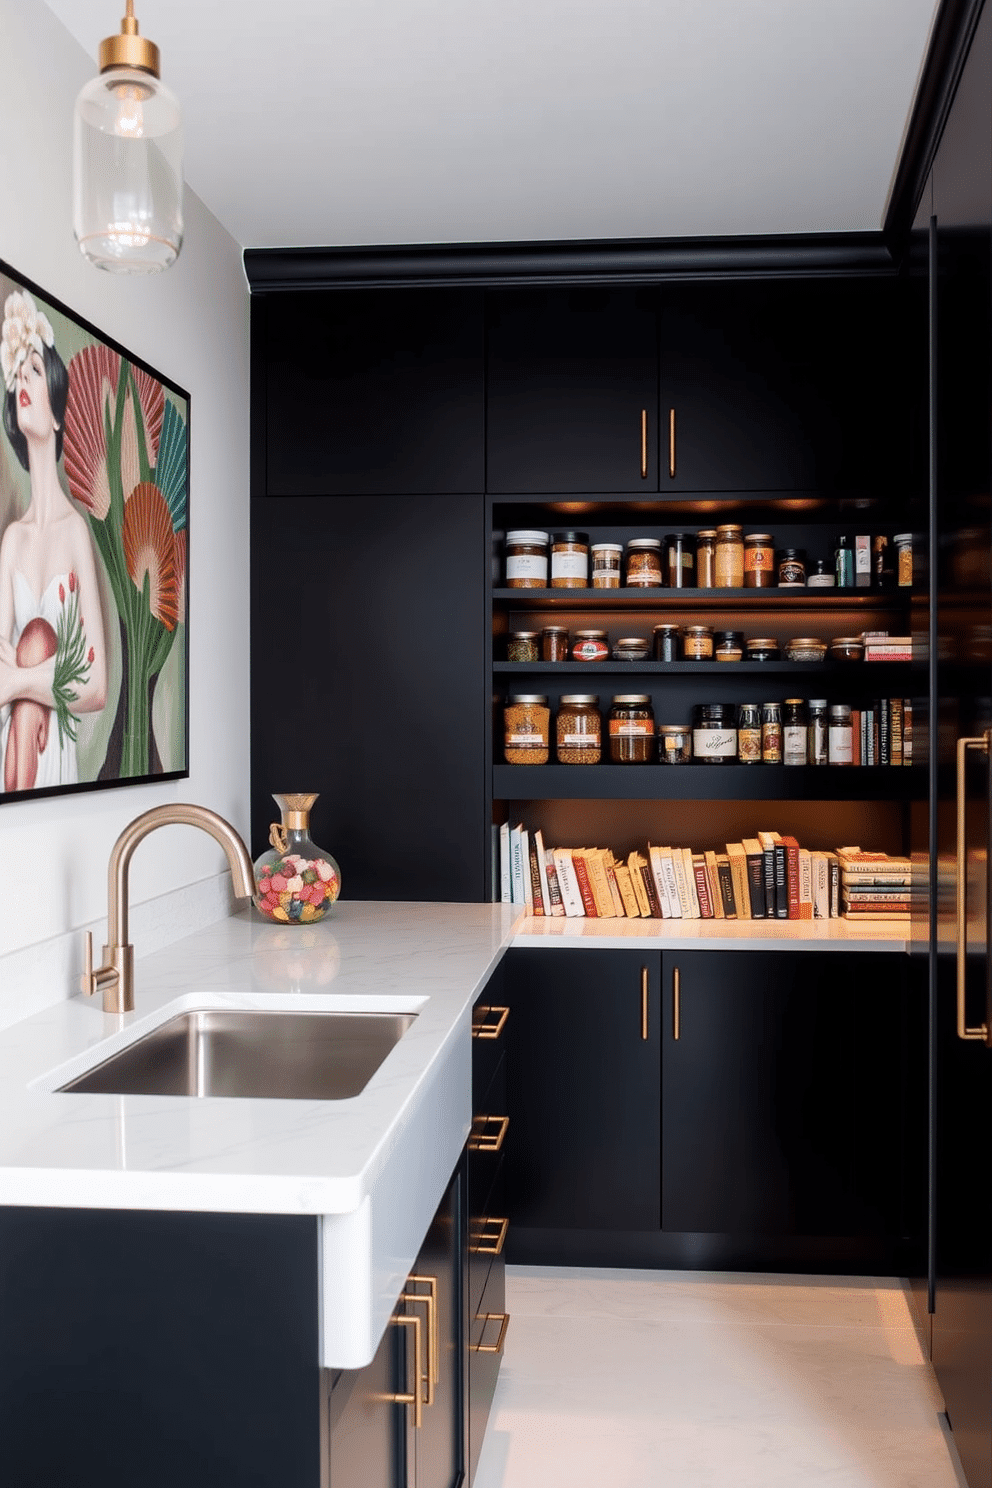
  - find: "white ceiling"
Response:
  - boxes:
[44,0,941,251]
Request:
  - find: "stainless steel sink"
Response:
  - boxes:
[58,1008,417,1100]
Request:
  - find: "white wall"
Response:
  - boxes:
[0,1,250,980]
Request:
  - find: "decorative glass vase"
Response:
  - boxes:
[253,793,341,925]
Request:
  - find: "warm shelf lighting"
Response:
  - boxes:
[72,1,184,273]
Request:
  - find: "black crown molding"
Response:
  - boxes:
[884,0,986,245]
[243,232,897,294]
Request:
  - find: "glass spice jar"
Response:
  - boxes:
[782,698,809,766]
[609,695,655,763]
[505,530,549,588]
[872,534,894,590]
[550,531,589,588]
[653,624,680,662]
[715,525,745,588]
[591,542,623,589]
[894,533,913,588]
[746,637,780,662]
[806,559,836,588]
[683,624,714,660]
[828,704,854,765]
[506,631,539,662]
[737,703,762,764]
[692,703,737,763]
[612,636,651,661]
[665,533,695,589]
[540,625,569,662]
[572,629,610,662]
[715,630,745,662]
[761,702,783,763]
[778,548,807,587]
[556,695,601,764]
[695,530,717,588]
[808,699,828,766]
[504,695,550,764]
[626,538,664,588]
[658,723,692,764]
[744,533,775,588]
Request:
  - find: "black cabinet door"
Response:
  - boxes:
[250,495,487,901]
[329,1328,405,1488]
[486,288,659,493]
[260,288,484,496]
[409,1168,464,1488]
[661,951,907,1237]
[504,948,661,1231]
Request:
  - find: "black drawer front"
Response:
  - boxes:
[468,1251,507,1483]
[468,1156,506,1320]
[472,995,509,1098]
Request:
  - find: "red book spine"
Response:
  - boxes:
[693,861,714,918]
[571,853,599,917]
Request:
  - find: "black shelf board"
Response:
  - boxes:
[493,764,925,801]
[493,660,923,677]
[492,587,909,611]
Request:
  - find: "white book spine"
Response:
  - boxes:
[500,822,511,904]
[663,852,684,918]
[553,850,585,917]
[509,826,525,905]
[648,847,673,918]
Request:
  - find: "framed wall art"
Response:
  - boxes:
[0,259,189,802]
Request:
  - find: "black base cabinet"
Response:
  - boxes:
[504,947,925,1274]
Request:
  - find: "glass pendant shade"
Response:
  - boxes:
[73,65,183,273]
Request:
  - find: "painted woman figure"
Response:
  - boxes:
[0,291,107,791]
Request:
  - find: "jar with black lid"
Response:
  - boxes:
[715,630,745,662]
[782,698,808,766]
[692,703,737,763]
[806,559,835,589]
[556,695,601,764]
[550,531,590,589]
[609,695,655,763]
[746,637,780,662]
[653,624,680,662]
[778,548,807,588]
[626,538,664,588]
[665,534,695,589]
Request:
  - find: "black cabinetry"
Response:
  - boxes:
[257,288,484,497]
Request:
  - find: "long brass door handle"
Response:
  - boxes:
[668,408,676,479]
[673,966,681,1041]
[640,966,649,1040]
[474,1312,510,1354]
[406,1275,439,1393]
[472,1005,509,1041]
[640,409,648,479]
[468,1114,509,1152]
[956,733,991,1042]
[388,1312,424,1428]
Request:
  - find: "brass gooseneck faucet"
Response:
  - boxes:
[81,804,255,1014]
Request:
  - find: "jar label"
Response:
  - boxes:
[738,730,762,761]
[551,552,588,580]
[506,554,548,581]
[829,727,853,764]
[610,720,654,736]
[745,548,772,571]
[573,641,609,660]
[561,732,600,747]
[627,573,662,587]
[684,640,714,659]
[505,734,547,747]
[662,735,688,753]
[693,729,736,756]
[779,562,805,584]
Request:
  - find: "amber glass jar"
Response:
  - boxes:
[665,534,695,589]
[696,530,717,588]
[541,626,569,662]
[550,531,590,588]
[683,625,714,660]
[744,533,775,588]
[556,695,601,764]
[608,695,655,763]
[626,538,664,588]
[504,695,550,764]
[714,525,744,587]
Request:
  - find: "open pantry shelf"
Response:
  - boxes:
[493,764,926,802]
[492,587,911,611]
[493,660,922,677]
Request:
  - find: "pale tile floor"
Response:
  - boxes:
[474,1267,968,1488]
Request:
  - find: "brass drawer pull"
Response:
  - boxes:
[468,1114,509,1152]
[405,1274,439,1396]
[956,733,991,1042]
[470,1216,509,1256]
[673,966,680,1041]
[387,1312,423,1428]
[640,966,649,1040]
[668,407,676,479]
[472,1005,509,1041]
[640,409,648,479]
[474,1312,510,1355]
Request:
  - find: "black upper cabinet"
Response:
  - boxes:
[486,288,660,493]
[260,288,485,496]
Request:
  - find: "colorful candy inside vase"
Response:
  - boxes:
[253,792,341,924]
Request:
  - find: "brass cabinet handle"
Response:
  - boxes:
[470,1216,509,1255]
[640,409,648,479]
[673,966,681,1041]
[472,1005,509,1041]
[474,1312,510,1355]
[668,407,676,479]
[468,1114,509,1152]
[956,733,990,1042]
[640,966,649,1040]
[406,1275,439,1394]
[388,1312,423,1428]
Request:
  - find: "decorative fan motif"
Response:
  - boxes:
[173,527,187,627]
[122,482,178,632]
[63,343,120,519]
[120,388,141,505]
[155,398,187,531]
[130,366,164,469]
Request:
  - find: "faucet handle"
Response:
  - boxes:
[80,930,94,996]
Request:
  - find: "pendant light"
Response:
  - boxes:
[73,2,184,273]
